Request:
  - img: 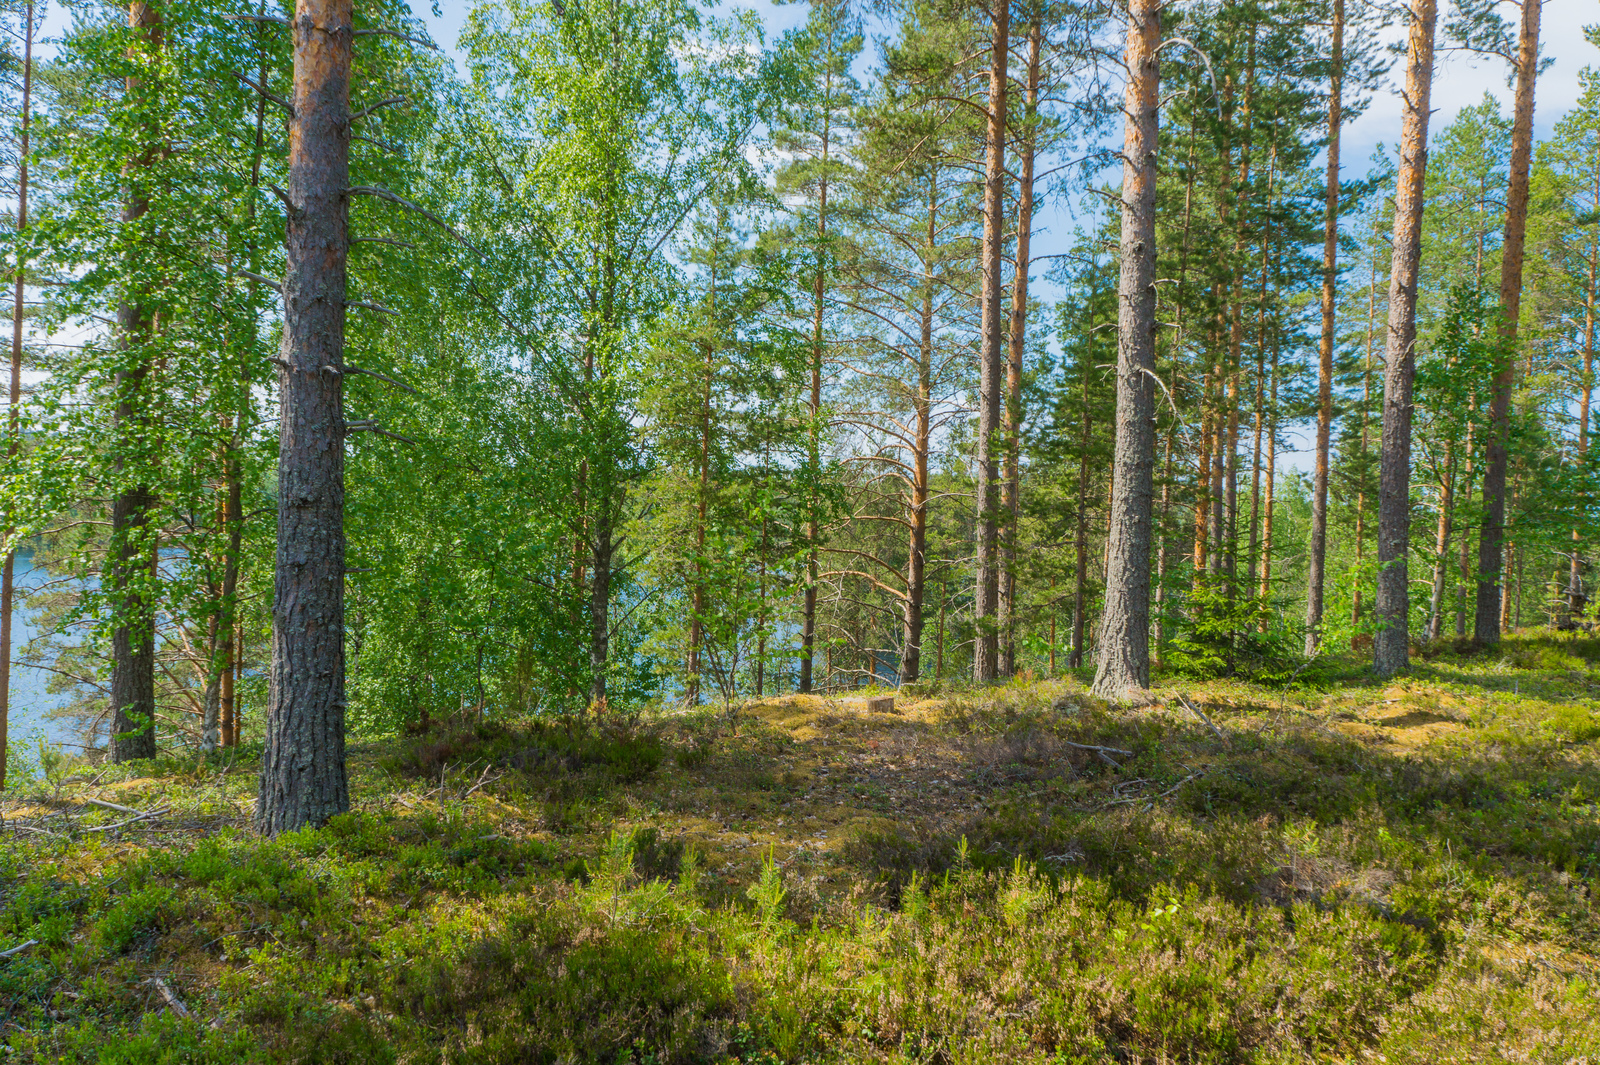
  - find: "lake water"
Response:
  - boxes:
[5,551,77,752]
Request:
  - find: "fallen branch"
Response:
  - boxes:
[10,824,65,839]
[463,766,502,800]
[84,807,170,833]
[1176,694,1231,748]
[1062,740,1133,757]
[146,976,191,1018]
[84,797,141,816]
[1102,769,1206,808]
[0,939,38,959]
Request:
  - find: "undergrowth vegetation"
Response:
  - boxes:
[2,632,1599,1063]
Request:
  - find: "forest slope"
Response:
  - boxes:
[3,633,1600,1063]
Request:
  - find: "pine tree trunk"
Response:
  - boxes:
[902,177,938,684]
[110,1,164,764]
[1425,446,1454,642]
[799,72,832,695]
[686,336,712,707]
[1070,363,1092,669]
[998,17,1041,679]
[589,505,613,706]
[1353,236,1377,638]
[1569,215,1596,622]
[1258,345,1278,628]
[1474,0,1540,645]
[0,3,31,789]
[1373,0,1438,677]
[1306,0,1342,653]
[1090,0,1159,698]
[973,0,1009,683]
[258,0,353,833]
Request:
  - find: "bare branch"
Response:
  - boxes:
[352,97,406,122]
[232,71,292,116]
[353,27,441,51]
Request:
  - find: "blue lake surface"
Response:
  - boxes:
[5,552,78,750]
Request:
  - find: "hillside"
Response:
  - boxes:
[3,634,1599,1063]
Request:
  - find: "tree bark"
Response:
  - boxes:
[972,0,1008,683]
[258,0,352,833]
[1569,201,1597,622]
[1090,0,1159,698]
[799,57,834,695]
[0,2,30,789]
[110,1,164,764]
[1258,341,1278,625]
[901,174,940,685]
[1305,0,1342,653]
[1424,445,1454,641]
[1353,261,1376,637]
[1373,0,1437,677]
[998,15,1040,679]
[1070,371,1091,669]
[1473,0,1540,645]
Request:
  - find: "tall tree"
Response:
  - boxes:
[258,0,353,832]
[1373,0,1438,676]
[1474,0,1542,644]
[998,11,1042,679]
[973,0,1009,682]
[776,0,859,694]
[1304,0,1342,654]
[1090,0,1159,698]
[109,0,164,763]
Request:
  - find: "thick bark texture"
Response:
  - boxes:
[1090,0,1159,698]
[110,1,163,764]
[1305,0,1342,654]
[972,0,1008,683]
[258,0,352,833]
[0,3,31,788]
[1473,0,1540,644]
[1373,0,1437,677]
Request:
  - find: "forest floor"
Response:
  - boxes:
[2,632,1599,1063]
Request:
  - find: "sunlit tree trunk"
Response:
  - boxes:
[1305,0,1342,653]
[1567,181,1597,623]
[973,0,1009,683]
[1474,0,1541,645]
[999,14,1041,679]
[1374,0,1438,677]
[1090,0,1159,698]
[258,0,353,832]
